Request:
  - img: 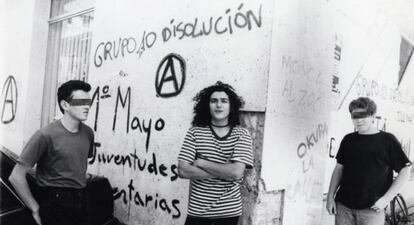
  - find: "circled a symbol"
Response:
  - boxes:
[155,53,186,98]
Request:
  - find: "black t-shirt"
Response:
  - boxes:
[335,131,411,209]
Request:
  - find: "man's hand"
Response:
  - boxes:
[326,196,337,215]
[192,158,245,181]
[9,164,42,224]
[32,209,42,225]
[371,197,388,212]
[177,160,215,179]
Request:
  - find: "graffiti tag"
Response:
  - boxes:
[1,76,18,124]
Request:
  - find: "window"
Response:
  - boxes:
[41,0,95,126]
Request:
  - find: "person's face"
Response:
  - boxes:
[351,108,375,133]
[209,91,230,123]
[62,90,92,121]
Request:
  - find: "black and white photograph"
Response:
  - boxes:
[0,0,413,225]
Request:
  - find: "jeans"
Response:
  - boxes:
[335,202,384,225]
[184,216,239,225]
[39,186,91,225]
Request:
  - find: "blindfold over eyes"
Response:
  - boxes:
[351,111,372,119]
[68,99,92,106]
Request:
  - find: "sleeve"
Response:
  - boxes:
[18,131,48,167]
[230,128,254,169]
[387,133,412,172]
[335,135,348,165]
[178,129,197,163]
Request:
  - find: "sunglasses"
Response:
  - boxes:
[68,98,92,106]
[351,111,372,119]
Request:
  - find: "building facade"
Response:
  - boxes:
[1,0,413,224]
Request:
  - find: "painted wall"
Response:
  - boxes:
[85,0,274,224]
[1,1,413,225]
[260,0,332,225]
[323,0,414,217]
[322,2,414,223]
[260,0,414,225]
[321,1,414,224]
[0,0,50,153]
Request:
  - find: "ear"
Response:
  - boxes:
[60,100,70,111]
[371,114,376,123]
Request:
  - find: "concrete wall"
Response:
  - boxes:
[321,1,414,224]
[260,0,414,225]
[260,0,332,225]
[85,0,274,224]
[1,0,413,225]
[0,0,50,153]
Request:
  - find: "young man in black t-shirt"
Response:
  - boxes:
[326,97,412,225]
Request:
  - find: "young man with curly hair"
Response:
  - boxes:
[178,81,253,225]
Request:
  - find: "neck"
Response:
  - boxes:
[211,119,229,128]
[61,115,80,133]
[211,123,229,128]
[358,127,379,135]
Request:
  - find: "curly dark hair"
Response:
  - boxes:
[192,81,244,127]
[348,97,377,115]
[57,80,91,114]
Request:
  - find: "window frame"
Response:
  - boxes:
[41,2,94,127]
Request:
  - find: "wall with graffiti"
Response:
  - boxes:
[2,0,413,225]
[84,0,274,224]
[325,0,414,197]
[324,0,414,221]
[0,0,24,150]
[323,1,414,223]
[261,0,414,225]
[0,0,50,153]
[0,74,22,149]
[260,0,332,225]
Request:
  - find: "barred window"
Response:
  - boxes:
[42,0,95,125]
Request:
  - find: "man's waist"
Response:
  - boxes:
[39,186,87,199]
[335,189,382,209]
[36,173,87,188]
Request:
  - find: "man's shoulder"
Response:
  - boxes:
[81,122,94,134]
[379,131,399,143]
[340,132,359,144]
[233,126,249,134]
[189,126,209,133]
[37,120,61,136]
[344,131,363,138]
[39,121,94,137]
[345,131,357,137]
[379,131,395,138]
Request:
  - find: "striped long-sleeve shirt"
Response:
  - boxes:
[178,126,253,218]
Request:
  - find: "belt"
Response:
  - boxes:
[40,186,87,200]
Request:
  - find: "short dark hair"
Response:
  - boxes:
[192,81,244,127]
[348,97,377,115]
[57,80,91,113]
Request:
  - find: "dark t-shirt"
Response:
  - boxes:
[335,131,411,209]
[19,120,94,188]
